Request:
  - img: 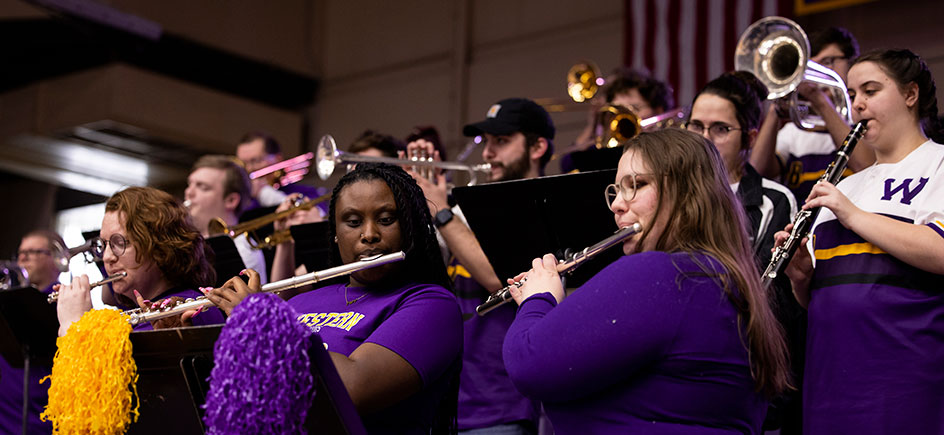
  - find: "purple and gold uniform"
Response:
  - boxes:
[290,281,463,433]
[503,251,768,434]
[777,124,854,205]
[804,140,944,433]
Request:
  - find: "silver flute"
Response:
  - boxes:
[475,223,642,316]
[46,272,128,303]
[762,119,868,286]
[124,251,405,326]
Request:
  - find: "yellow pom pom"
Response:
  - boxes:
[40,309,140,434]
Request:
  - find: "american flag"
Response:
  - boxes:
[623,0,793,108]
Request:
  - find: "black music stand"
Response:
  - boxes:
[126,326,365,435]
[206,235,248,287]
[0,286,58,369]
[452,169,620,288]
[290,221,333,273]
[128,325,222,435]
[567,146,624,172]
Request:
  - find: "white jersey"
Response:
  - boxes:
[234,233,269,284]
[812,139,944,252]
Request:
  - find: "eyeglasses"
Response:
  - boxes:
[816,55,848,69]
[97,234,129,258]
[16,249,51,258]
[604,173,654,209]
[685,121,742,141]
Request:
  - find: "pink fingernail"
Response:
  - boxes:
[142,299,151,304]
[239,269,248,276]
[133,289,141,298]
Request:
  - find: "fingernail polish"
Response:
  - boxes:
[239,269,248,275]
[133,289,141,298]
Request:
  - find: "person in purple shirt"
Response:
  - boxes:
[56,186,223,333]
[776,49,944,434]
[502,129,790,434]
[0,230,65,434]
[212,163,463,433]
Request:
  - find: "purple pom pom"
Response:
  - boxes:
[203,293,315,434]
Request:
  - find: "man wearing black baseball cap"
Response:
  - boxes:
[404,97,554,434]
[463,97,555,182]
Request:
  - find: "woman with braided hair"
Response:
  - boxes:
[209,162,463,433]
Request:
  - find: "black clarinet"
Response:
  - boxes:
[762,120,869,286]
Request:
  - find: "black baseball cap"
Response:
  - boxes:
[463,98,556,140]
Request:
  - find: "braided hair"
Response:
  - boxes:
[327,163,452,290]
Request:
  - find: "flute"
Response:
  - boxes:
[475,223,642,316]
[762,119,869,286]
[124,251,405,326]
[47,272,128,303]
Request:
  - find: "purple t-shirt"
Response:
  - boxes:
[0,284,55,434]
[125,288,226,331]
[503,251,767,434]
[450,257,539,430]
[289,281,463,433]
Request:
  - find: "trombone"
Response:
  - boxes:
[313,135,492,185]
[207,192,331,249]
[593,106,688,149]
[735,16,853,131]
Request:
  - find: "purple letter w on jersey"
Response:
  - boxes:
[882,177,929,204]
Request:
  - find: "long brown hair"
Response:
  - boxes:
[626,128,790,396]
[106,186,216,290]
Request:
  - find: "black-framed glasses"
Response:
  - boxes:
[816,55,849,69]
[97,234,129,258]
[604,173,654,209]
[16,249,51,258]
[685,121,742,141]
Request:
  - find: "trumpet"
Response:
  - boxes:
[51,238,106,273]
[207,192,331,249]
[314,135,492,186]
[475,223,642,316]
[762,120,868,286]
[47,272,127,303]
[735,16,853,131]
[123,251,406,326]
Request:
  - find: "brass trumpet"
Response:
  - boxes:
[314,135,491,186]
[47,272,127,303]
[123,252,406,326]
[207,192,331,249]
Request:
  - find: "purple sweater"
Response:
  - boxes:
[503,251,767,434]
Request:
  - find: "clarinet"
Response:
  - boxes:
[762,119,869,286]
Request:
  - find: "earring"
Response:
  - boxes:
[333,236,338,243]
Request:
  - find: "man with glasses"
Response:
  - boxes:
[1,230,64,433]
[751,27,872,205]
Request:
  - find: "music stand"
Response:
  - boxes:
[567,147,623,172]
[0,287,58,368]
[206,235,248,287]
[127,326,365,435]
[452,169,620,288]
[128,325,222,434]
[290,221,333,273]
